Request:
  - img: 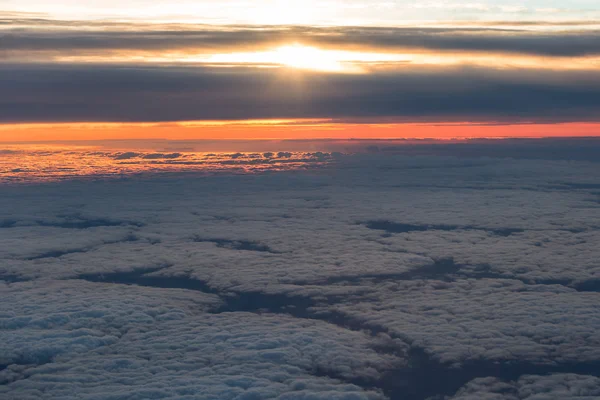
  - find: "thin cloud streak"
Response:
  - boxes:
[3,22,600,58]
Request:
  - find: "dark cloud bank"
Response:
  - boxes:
[1,64,599,123]
[3,19,600,124]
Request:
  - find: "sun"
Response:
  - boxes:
[271,45,345,72]
[206,44,406,73]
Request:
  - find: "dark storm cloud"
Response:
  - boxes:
[2,21,600,57]
[1,64,599,123]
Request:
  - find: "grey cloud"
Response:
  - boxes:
[3,23,600,57]
[1,64,599,123]
[321,26,600,57]
[113,151,140,160]
[360,138,600,163]
[141,152,182,159]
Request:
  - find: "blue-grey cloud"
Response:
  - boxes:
[0,64,599,123]
[2,23,600,57]
[2,147,600,399]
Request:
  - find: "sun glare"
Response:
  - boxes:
[272,45,345,72]
[207,44,385,73]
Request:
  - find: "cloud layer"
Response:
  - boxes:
[2,15,600,124]
[1,64,599,123]
[2,141,600,398]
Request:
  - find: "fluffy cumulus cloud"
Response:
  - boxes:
[0,281,392,400]
[452,374,600,399]
[320,279,600,364]
[1,139,600,399]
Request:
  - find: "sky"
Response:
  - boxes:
[3,0,600,24]
[1,1,600,140]
[2,4,600,399]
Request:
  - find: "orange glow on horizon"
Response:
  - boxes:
[0,121,599,142]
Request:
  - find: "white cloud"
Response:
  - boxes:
[0,280,391,399]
